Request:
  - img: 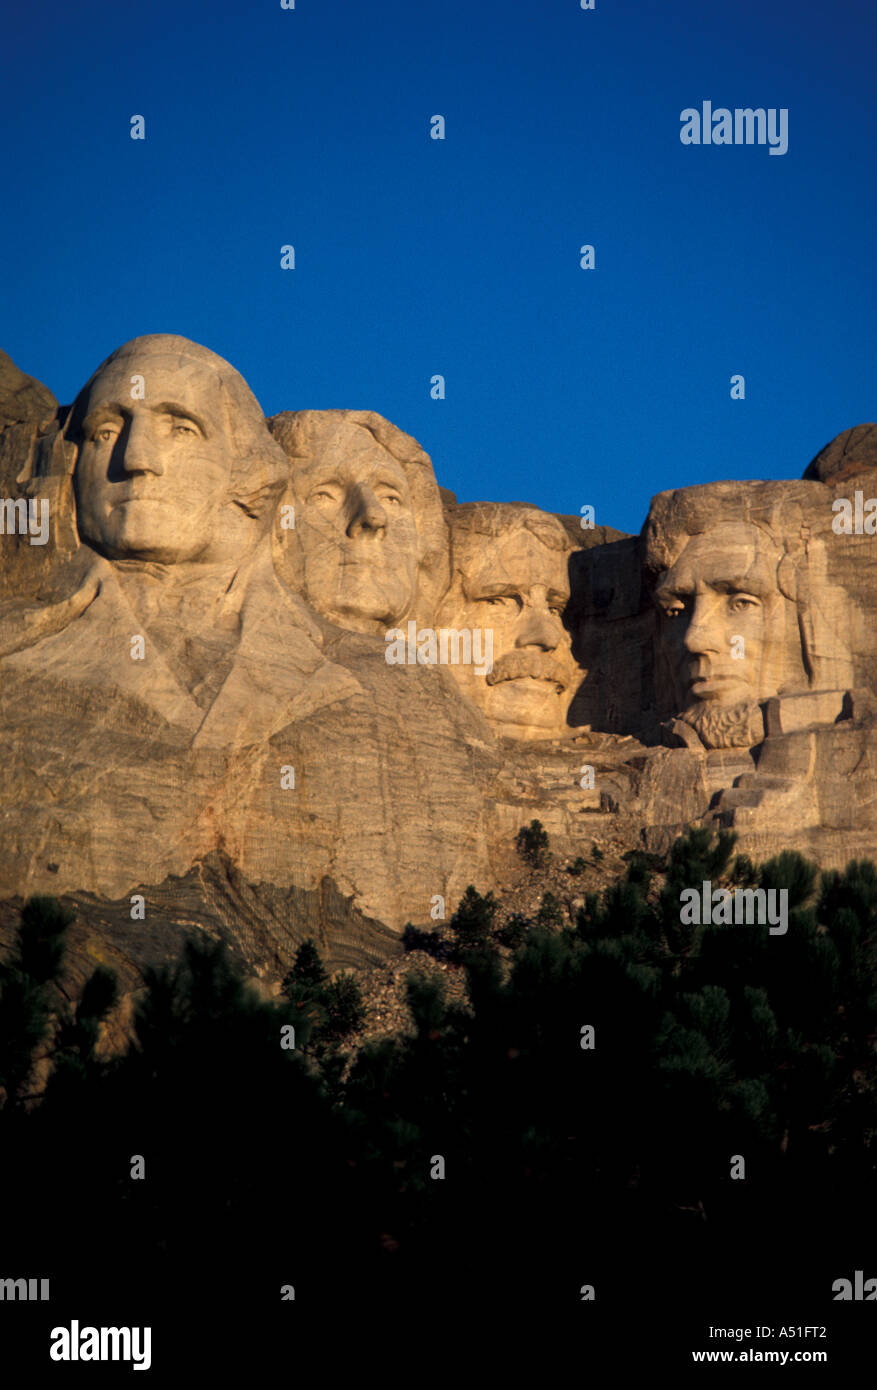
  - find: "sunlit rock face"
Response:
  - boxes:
[268,409,449,633]
[435,502,580,741]
[1,335,357,746]
[0,341,498,972]
[643,479,856,749]
[5,336,877,997]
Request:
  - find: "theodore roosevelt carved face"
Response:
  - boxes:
[436,503,576,739]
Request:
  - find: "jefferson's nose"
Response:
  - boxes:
[120,416,164,476]
[346,484,387,538]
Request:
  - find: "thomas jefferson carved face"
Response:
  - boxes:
[438,506,575,739]
[294,437,419,629]
[653,522,808,743]
[269,410,448,635]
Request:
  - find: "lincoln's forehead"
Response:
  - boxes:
[663,526,781,591]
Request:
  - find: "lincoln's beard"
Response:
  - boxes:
[679,698,766,750]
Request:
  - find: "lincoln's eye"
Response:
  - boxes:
[172,421,198,436]
[662,606,684,620]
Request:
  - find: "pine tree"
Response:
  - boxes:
[450,885,498,952]
[0,897,74,1105]
[516,819,551,869]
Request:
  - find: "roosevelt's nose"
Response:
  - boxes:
[683,594,721,654]
[514,602,562,652]
[120,414,164,476]
[346,484,387,538]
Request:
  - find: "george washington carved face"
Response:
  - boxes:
[71,335,288,568]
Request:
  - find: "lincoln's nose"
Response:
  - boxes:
[682,595,721,655]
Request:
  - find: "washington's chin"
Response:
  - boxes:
[86,530,212,565]
[84,504,216,563]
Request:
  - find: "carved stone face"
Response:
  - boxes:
[653,522,806,719]
[294,433,419,630]
[268,410,449,634]
[74,355,236,565]
[438,506,575,739]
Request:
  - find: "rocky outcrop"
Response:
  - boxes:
[1,335,875,1052]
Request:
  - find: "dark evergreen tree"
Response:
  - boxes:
[322,972,366,1040]
[450,885,498,952]
[515,819,551,868]
[0,896,74,1104]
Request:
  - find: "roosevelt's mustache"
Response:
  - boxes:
[486,650,568,689]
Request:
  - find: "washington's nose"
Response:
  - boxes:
[515,607,561,652]
[121,416,164,476]
[346,484,387,538]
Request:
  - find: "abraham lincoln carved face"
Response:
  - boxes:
[647,496,816,748]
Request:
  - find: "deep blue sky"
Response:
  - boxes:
[3,0,875,535]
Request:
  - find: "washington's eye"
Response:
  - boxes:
[310,489,337,503]
[93,422,121,443]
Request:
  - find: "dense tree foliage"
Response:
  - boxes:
[1,830,875,1333]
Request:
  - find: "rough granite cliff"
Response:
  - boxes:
[1,335,875,1051]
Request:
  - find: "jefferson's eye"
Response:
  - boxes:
[310,489,337,503]
[729,596,759,613]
